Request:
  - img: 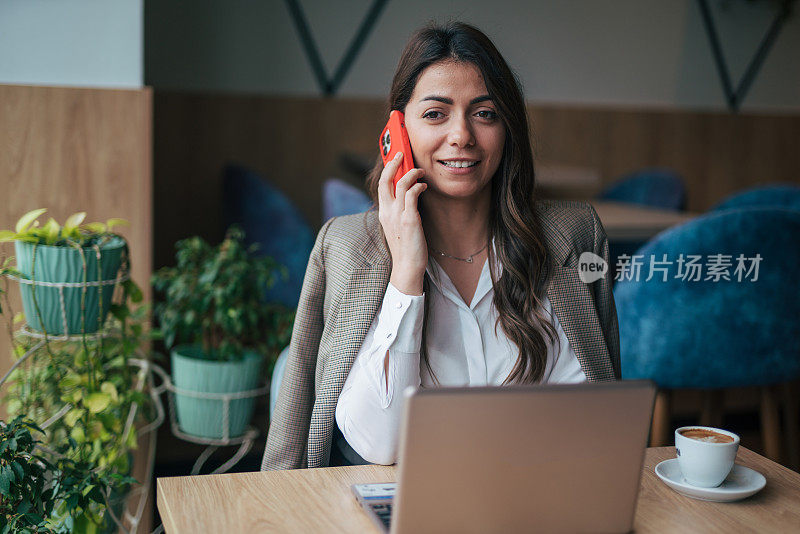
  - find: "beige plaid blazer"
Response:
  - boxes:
[261,200,620,470]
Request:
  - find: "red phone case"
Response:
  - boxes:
[379,110,414,191]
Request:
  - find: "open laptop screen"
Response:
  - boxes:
[387,381,655,534]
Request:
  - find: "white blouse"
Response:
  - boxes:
[335,255,586,465]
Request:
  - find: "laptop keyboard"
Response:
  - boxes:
[369,502,393,529]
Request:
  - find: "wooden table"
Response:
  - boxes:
[591,201,698,242]
[157,446,800,533]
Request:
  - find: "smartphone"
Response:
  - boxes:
[352,483,397,532]
[379,110,415,192]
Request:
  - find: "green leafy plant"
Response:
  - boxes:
[1,303,156,532]
[5,303,155,465]
[3,209,135,338]
[152,226,294,363]
[0,418,55,533]
[0,209,128,247]
[1,210,157,531]
[0,417,135,534]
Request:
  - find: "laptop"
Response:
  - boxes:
[352,380,655,533]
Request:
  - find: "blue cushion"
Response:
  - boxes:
[712,184,800,212]
[615,207,800,389]
[223,165,314,308]
[323,178,372,221]
[599,169,686,211]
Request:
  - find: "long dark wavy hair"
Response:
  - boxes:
[365,22,557,384]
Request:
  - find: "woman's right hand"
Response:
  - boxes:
[378,152,428,296]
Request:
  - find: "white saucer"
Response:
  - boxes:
[655,458,766,502]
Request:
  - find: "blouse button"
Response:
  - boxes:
[395,301,403,309]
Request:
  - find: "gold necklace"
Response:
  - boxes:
[429,243,488,263]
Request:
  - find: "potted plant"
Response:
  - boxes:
[0,209,129,335]
[0,417,135,534]
[3,303,154,464]
[1,214,160,532]
[0,303,155,533]
[152,226,294,440]
[1,310,156,533]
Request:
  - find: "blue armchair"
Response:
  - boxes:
[615,207,800,464]
[223,164,315,308]
[599,168,686,211]
[323,178,372,221]
[712,184,800,212]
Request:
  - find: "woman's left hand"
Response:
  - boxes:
[378,151,428,296]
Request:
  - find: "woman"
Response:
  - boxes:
[262,22,619,470]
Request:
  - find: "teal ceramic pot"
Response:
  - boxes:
[14,237,125,335]
[171,345,264,439]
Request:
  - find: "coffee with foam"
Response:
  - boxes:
[675,426,739,487]
[679,428,734,444]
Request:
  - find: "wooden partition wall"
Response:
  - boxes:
[528,106,800,210]
[0,84,153,378]
[153,92,800,268]
[0,84,153,530]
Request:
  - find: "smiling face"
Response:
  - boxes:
[403,60,506,202]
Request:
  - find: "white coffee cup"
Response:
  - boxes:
[674,426,740,488]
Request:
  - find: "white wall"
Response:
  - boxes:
[145,0,800,113]
[0,0,143,88]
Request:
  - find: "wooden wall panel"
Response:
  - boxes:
[153,93,800,268]
[153,93,385,267]
[0,84,152,406]
[528,106,800,211]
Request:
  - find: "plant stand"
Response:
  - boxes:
[0,331,166,534]
[148,363,268,475]
[1,269,165,534]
